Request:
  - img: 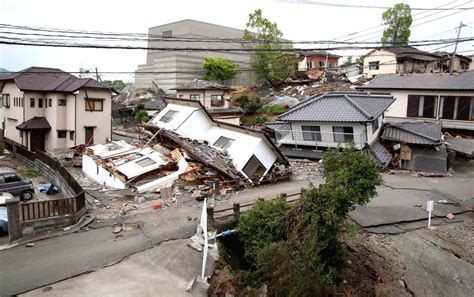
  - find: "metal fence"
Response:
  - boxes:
[4,138,86,222]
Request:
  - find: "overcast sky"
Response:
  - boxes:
[0,0,473,81]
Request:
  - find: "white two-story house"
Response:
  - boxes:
[268,92,395,159]
[0,67,116,151]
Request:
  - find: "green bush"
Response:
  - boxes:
[241,116,268,126]
[237,197,290,263]
[258,104,287,115]
[238,96,263,114]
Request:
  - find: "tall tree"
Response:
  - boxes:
[243,9,298,86]
[202,57,239,82]
[381,3,413,46]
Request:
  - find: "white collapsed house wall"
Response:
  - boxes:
[82,140,189,192]
[150,101,283,179]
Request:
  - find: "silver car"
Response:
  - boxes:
[0,167,35,201]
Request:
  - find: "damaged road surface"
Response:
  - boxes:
[0,208,202,296]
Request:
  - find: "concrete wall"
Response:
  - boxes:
[364,49,397,76]
[135,20,255,90]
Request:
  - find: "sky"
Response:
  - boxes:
[0,0,473,81]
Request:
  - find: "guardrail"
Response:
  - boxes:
[207,192,302,224]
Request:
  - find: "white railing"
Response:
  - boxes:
[272,128,367,150]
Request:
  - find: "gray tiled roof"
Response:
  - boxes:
[368,141,392,167]
[16,117,51,130]
[171,79,233,91]
[360,71,474,91]
[278,92,395,122]
[0,67,112,93]
[382,122,442,145]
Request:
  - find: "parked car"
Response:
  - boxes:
[0,205,7,235]
[0,167,35,201]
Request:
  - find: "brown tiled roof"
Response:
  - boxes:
[16,117,51,130]
[0,67,113,93]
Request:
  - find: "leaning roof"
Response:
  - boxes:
[381,122,442,145]
[359,71,474,91]
[171,79,233,91]
[0,66,113,93]
[278,92,395,122]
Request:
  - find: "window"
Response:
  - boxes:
[136,157,156,167]
[213,136,235,150]
[319,60,325,67]
[442,96,455,119]
[333,126,354,143]
[211,95,224,107]
[48,99,52,107]
[1,94,9,107]
[162,30,172,37]
[371,118,379,133]
[369,61,380,70]
[85,99,103,111]
[422,96,436,118]
[242,155,266,178]
[190,94,200,100]
[159,110,178,123]
[3,173,21,183]
[58,99,66,106]
[38,98,43,108]
[179,95,184,99]
[407,95,437,118]
[302,126,322,141]
[57,130,67,138]
[407,95,420,117]
[457,97,472,121]
[30,98,35,108]
[69,131,75,141]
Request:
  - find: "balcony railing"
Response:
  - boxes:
[272,128,367,150]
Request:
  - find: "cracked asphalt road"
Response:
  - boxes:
[0,207,203,297]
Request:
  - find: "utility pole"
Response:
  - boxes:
[450,22,466,72]
[95,67,101,82]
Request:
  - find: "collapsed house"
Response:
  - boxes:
[146,98,289,182]
[83,140,189,193]
[380,122,447,173]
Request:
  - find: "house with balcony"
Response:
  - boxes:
[363,46,443,77]
[171,79,243,125]
[267,92,395,159]
[0,67,116,151]
[358,71,474,131]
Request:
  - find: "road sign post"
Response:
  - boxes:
[427,200,434,228]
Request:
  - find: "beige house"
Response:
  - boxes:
[363,47,443,77]
[358,72,474,131]
[0,67,116,151]
[171,79,243,125]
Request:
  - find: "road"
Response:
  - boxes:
[0,207,207,296]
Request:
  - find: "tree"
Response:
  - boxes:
[237,144,382,295]
[103,80,127,92]
[343,56,353,66]
[243,9,298,86]
[132,104,149,124]
[202,57,239,82]
[355,56,364,64]
[381,3,413,46]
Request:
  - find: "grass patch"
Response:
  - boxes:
[18,168,41,178]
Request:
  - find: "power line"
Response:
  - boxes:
[277,0,474,10]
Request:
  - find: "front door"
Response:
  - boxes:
[85,127,94,145]
[30,132,45,151]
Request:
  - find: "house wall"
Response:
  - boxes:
[82,154,126,189]
[366,115,384,145]
[364,49,397,76]
[176,89,231,110]
[469,55,474,70]
[135,20,255,90]
[284,121,368,149]
[299,55,339,71]
[215,116,241,125]
[2,82,24,144]
[75,89,112,146]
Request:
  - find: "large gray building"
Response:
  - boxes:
[135,19,255,91]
